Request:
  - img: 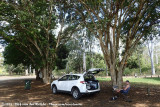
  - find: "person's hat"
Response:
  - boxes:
[126,80,129,82]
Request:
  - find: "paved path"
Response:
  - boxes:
[0,76,36,82]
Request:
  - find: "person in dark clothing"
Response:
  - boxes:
[117,80,131,94]
[111,80,131,100]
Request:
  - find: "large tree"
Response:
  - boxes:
[0,0,73,83]
[68,0,160,88]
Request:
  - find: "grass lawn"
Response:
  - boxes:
[97,77,160,85]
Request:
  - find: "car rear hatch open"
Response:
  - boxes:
[87,68,104,74]
[84,68,104,90]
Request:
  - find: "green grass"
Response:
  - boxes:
[96,77,160,85]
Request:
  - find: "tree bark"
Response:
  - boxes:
[36,69,41,80]
[41,66,52,84]
[106,63,108,76]
[148,40,155,75]
[110,66,123,89]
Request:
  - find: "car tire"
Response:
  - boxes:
[52,85,57,94]
[72,88,81,99]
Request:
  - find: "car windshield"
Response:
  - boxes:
[84,74,95,81]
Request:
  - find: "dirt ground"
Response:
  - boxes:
[0,77,160,107]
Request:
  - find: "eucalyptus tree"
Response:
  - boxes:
[146,25,160,75]
[0,0,71,83]
[68,0,160,88]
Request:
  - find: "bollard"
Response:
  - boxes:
[147,88,150,96]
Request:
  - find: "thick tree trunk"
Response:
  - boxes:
[41,66,52,84]
[110,66,123,89]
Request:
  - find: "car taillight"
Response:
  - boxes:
[80,81,86,84]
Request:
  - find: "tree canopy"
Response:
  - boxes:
[0,0,159,86]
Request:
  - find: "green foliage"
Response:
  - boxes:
[0,1,71,78]
[3,43,31,66]
[5,64,25,75]
[56,45,69,69]
[126,54,139,69]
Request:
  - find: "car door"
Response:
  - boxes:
[57,75,69,91]
[65,75,73,91]
[65,75,80,92]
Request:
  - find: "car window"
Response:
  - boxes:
[72,75,80,80]
[59,75,80,81]
[84,74,95,81]
[59,75,69,81]
[68,75,72,80]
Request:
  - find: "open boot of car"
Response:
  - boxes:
[84,75,99,90]
[84,68,104,90]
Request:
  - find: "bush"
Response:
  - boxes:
[5,64,25,75]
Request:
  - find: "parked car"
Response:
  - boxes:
[51,68,104,99]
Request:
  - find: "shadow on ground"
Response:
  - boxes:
[0,78,160,107]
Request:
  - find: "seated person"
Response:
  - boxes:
[111,80,130,100]
[117,80,131,94]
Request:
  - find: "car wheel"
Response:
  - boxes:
[52,85,57,94]
[72,88,81,99]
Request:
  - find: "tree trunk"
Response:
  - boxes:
[83,29,86,72]
[83,51,86,72]
[138,53,142,75]
[91,52,94,68]
[33,69,35,75]
[25,68,28,76]
[149,41,155,75]
[109,66,123,89]
[66,62,69,74]
[41,66,52,84]
[106,64,108,76]
[9,70,13,75]
[36,69,41,80]
[28,65,32,75]
[155,49,158,65]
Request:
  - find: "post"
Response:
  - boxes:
[33,69,35,75]
[147,87,150,96]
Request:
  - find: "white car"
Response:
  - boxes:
[51,68,104,99]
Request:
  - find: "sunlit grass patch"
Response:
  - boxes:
[97,77,160,85]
